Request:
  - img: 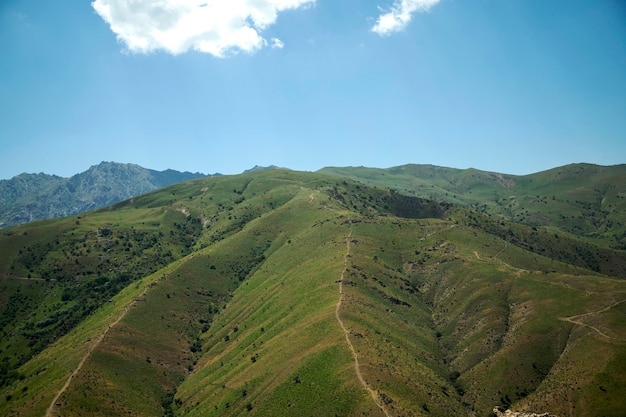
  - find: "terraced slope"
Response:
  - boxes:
[1,169,625,417]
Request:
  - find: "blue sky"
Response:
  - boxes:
[1,0,625,179]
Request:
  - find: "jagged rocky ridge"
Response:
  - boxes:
[0,162,207,228]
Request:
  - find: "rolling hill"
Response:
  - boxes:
[0,162,208,229]
[319,163,626,249]
[0,167,625,417]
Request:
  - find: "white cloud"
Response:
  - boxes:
[372,0,440,36]
[270,37,285,49]
[91,0,315,57]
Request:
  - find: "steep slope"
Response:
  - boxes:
[0,162,207,228]
[319,163,626,248]
[0,169,625,417]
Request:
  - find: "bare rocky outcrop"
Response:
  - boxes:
[493,407,558,417]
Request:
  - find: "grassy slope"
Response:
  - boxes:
[340,218,626,416]
[319,163,626,248]
[0,195,202,380]
[175,191,374,416]
[1,169,625,417]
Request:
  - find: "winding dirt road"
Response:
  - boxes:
[560,299,626,341]
[335,231,390,417]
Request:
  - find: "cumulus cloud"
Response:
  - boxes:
[270,37,285,49]
[91,0,315,56]
[372,0,440,36]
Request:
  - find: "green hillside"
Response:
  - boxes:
[1,169,625,417]
[319,163,626,248]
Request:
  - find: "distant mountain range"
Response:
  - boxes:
[0,162,208,228]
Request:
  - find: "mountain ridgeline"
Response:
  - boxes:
[0,165,625,417]
[0,162,207,229]
[320,163,626,249]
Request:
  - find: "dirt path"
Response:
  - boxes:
[560,299,626,341]
[494,242,508,259]
[45,287,148,417]
[424,224,456,239]
[489,242,529,275]
[335,232,390,417]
